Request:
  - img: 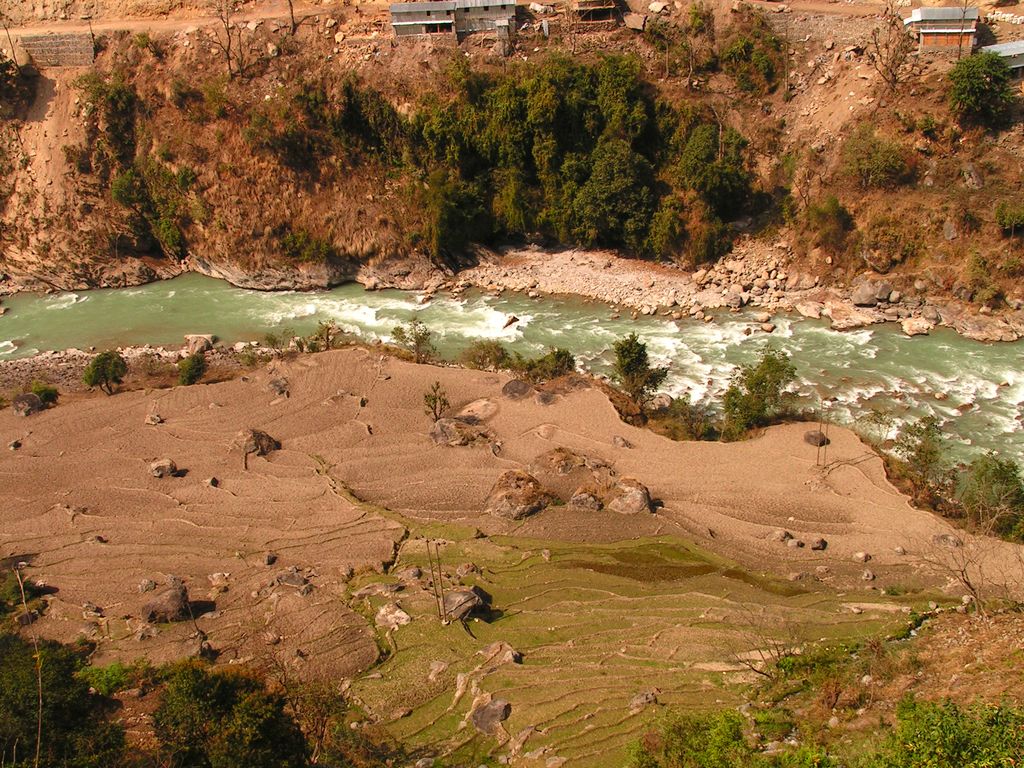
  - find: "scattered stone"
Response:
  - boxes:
[264,552,278,566]
[276,568,308,588]
[135,624,158,641]
[237,429,280,462]
[569,488,603,510]
[770,529,793,542]
[501,379,533,400]
[803,430,829,447]
[786,538,805,548]
[894,546,906,556]
[138,579,157,593]
[12,393,45,417]
[455,562,479,578]
[612,435,633,449]
[901,317,934,337]
[851,283,878,307]
[932,533,963,549]
[144,413,163,425]
[484,470,551,520]
[479,640,522,666]
[206,477,219,488]
[607,478,654,514]
[8,440,21,451]
[184,334,215,355]
[648,393,673,413]
[142,578,190,623]
[375,603,411,630]
[430,418,489,447]
[264,631,282,645]
[428,660,449,682]
[629,690,659,713]
[268,378,290,397]
[810,538,828,551]
[150,458,178,478]
[354,582,403,598]
[471,697,512,735]
[852,551,871,563]
[397,566,423,581]
[861,569,875,581]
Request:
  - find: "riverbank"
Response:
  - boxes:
[458,243,1024,343]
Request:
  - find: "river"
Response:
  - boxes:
[2,273,1022,463]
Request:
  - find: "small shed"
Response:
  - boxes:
[981,40,1024,80]
[904,6,979,53]
[389,1,457,36]
[454,0,517,34]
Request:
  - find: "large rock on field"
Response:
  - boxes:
[484,470,551,520]
[142,579,191,623]
[851,283,879,307]
[184,334,215,355]
[11,393,44,417]
[607,478,654,514]
[150,458,178,478]
[470,696,512,735]
[443,587,488,621]
[429,417,489,447]
[237,429,280,457]
[804,430,829,447]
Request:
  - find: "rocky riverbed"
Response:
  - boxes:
[456,243,1024,343]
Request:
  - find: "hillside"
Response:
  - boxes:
[1,0,1022,323]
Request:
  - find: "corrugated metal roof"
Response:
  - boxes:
[390,1,456,12]
[456,0,515,7]
[907,6,979,22]
[982,40,1024,57]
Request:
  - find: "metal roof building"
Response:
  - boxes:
[981,39,1024,79]
[904,6,979,52]
[390,0,516,37]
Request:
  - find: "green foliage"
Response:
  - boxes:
[0,633,126,768]
[720,10,784,93]
[83,350,129,395]
[30,380,59,405]
[0,570,44,620]
[110,157,196,259]
[77,659,151,697]
[842,126,911,190]
[955,452,1024,540]
[673,123,751,219]
[514,347,576,383]
[721,346,796,439]
[153,660,308,768]
[424,381,450,421]
[806,196,854,256]
[421,168,491,258]
[862,216,922,271]
[628,710,762,767]
[391,318,436,363]
[613,333,669,408]
[995,200,1024,236]
[656,392,717,440]
[873,698,1024,767]
[460,340,515,370]
[893,417,946,497]
[964,253,1001,307]
[280,228,336,262]
[948,52,1017,128]
[74,72,138,167]
[0,54,35,118]
[178,352,207,386]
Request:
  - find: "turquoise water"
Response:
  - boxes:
[1,273,1022,462]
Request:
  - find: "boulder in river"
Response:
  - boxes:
[484,470,551,520]
[184,334,215,355]
[851,283,879,307]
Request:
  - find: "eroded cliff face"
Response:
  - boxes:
[0,15,456,295]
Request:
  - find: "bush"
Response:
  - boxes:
[806,196,854,256]
[83,350,129,394]
[613,333,669,408]
[77,660,151,697]
[153,661,308,768]
[892,416,946,498]
[655,393,717,441]
[721,346,796,439]
[424,381,449,421]
[178,352,207,385]
[842,126,911,189]
[955,452,1024,539]
[873,698,1024,767]
[948,52,1017,128]
[628,710,762,768]
[30,380,59,405]
[460,340,514,370]
[0,634,126,768]
[514,348,576,383]
[280,228,336,262]
[391,318,435,364]
[995,200,1024,236]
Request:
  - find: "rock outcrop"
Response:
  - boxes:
[484,470,551,520]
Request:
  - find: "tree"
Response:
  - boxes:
[948,52,1017,128]
[893,417,946,498]
[153,661,308,768]
[178,351,207,385]
[392,318,436,364]
[83,350,128,395]
[424,381,450,422]
[955,452,1024,539]
[613,333,668,408]
[868,1,922,92]
[29,380,59,405]
[0,634,126,768]
[209,0,246,79]
[721,346,796,439]
[285,0,313,35]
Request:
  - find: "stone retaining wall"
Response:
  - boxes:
[17,32,95,67]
